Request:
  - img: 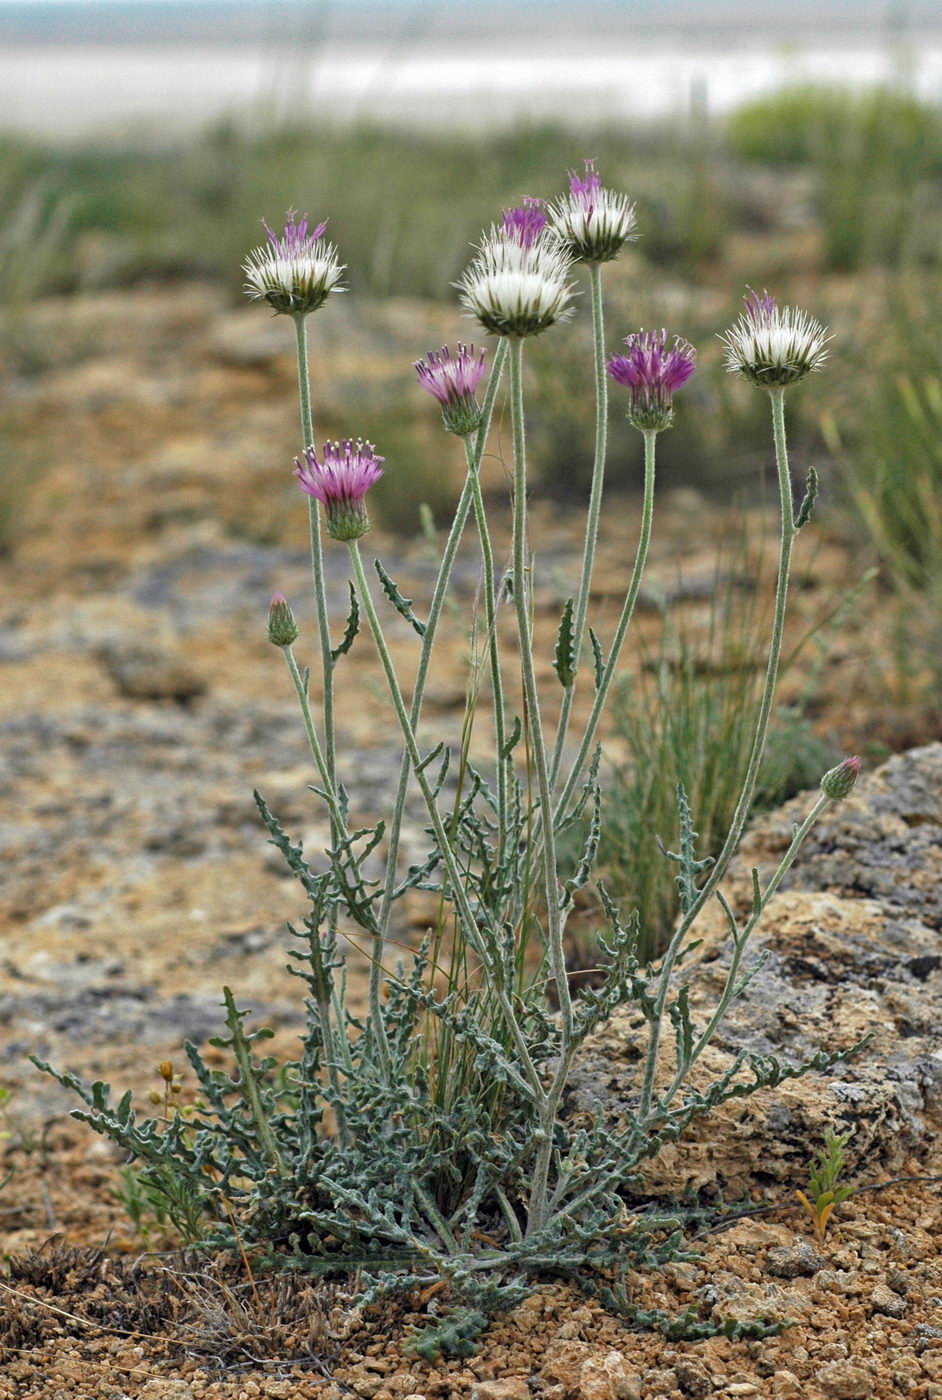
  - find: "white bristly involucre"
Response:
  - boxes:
[548,160,637,264]
[244,212,345,317]
[457,226,576,338]
[721,290,830,388]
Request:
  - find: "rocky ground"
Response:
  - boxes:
[1,283,941,1397]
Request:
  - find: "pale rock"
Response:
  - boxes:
[674,1355,713,1396]
[139,1383,194,1400]
[818,1360,875,1399]
[470,1382,530,1400]
[765,1242,824,1278]
[870,1282,906,1317]
[579,1350,641,1400]
[572,746,942,1199]
[772,1372,802,1399]
[556,1319,585,1340]
[641,1368,678,1396]
[101,639,206,701]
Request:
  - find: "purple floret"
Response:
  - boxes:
[295,440,384,506]
[415,344,487,407]
[569,158,602,202]
[607,329,697,431]
[501,197,548,248]
[263,210,328,256]
[607,330,697,394]
[744,288,777,324]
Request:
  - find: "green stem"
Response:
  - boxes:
[413,1180,462,1256]
[282,646,338,815]
[371,341,508,1061]
[463,432,509,845]
[293,314,337,802]
[222,987,288,1175]
[506,338,573,1238]
[638,386,796,1119]
[550,261,608,787]
[553,427,658,826]
[347,537,544,1101]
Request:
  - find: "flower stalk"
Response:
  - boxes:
[347,534,545,1102]
[550,260,608,787]
[293,313,339,796]
[638,384,798,1119]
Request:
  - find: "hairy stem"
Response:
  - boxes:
[347,538,544,1101]
[282,646,338,816]
[293,314,338,802]
[554,427,658,825]
[551,260,608,786]
[506,338,573,1237]
[370,340,508,1064]
[639,386,796,1118]
[464,431,509,846]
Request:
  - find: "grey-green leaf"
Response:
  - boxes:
[331,581,360,662]
[554,597,577,688]
[795,465,818,530]
[374,558,426,637]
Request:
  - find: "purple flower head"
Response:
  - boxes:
[294,439,384,541]
[244,210,344,316]
[607,329,697,432]
[267,591,299,647]
[415,344,487,436]
[569,158,601,203]
[501,197,548,248]
[744,288,778,324]
[548,161,636,263]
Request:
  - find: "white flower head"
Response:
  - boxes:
[548,159,637,264]
[457,206,576,339]
[722,290,830,388]
[244,211,345,316]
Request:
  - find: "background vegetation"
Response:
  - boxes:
[2,83,941,954]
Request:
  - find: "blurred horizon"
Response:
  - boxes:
[1,0,941,138]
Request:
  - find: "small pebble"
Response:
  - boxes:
[765,1242,825,1278]
[871,1282,907,1318]
[470,1381,530,1400]
[673,1356,712,1397]
[818,1360,874,1399]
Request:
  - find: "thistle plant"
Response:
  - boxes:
[37,188,870,1356]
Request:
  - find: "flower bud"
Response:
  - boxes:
[158,1060,174,1083]
[267,592,300,647]
[820,756,861,801]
